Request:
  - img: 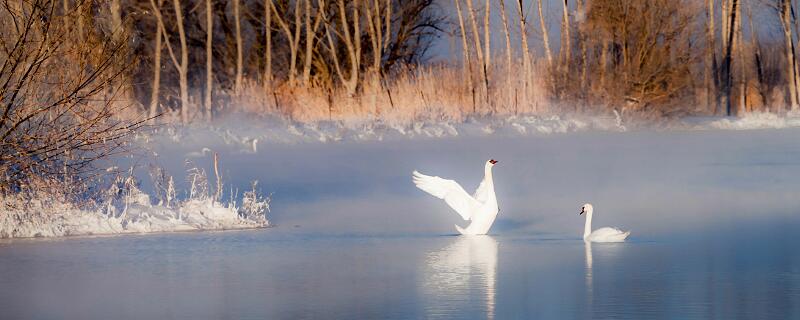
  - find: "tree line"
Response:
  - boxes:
[126,0,445,122]
[526,0,800,117]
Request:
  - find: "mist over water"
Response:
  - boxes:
[150,128,800,238]
[2,129,800,318]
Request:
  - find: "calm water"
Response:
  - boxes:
[2,129,800,319]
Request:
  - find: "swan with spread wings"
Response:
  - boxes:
[412,160,499,235]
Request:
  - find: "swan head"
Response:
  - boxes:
[579,203,593,216]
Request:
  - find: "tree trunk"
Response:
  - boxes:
[483,0,491,70]
[577,0,586,91]
[332,0,360,95]
[793,0,800,112]
[537,0,554,70]
[302,0,324,87]
[782,0,799,111]
[150,0,189,122]
[271,0,302,86]
[498,0,513,109]
[516,0,532,110]
[748,6,767,110]
[174,0,189,123]
[498,0,512,70]
[149,0,164,124]
[721,0,738,116]
[110,0,123,43]
[600,37,608,88]
[234,0,243,94]
[465,0,488,101]
[264,0,272,91]
[705,0,718,113]
[560,0,571,76]
[364,0,381,75]
[722,0,728,50]
[736,3,745,115]
[454,0,475,110]
[205,0,213,121]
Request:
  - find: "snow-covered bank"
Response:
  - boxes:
[141,113,628,153]
[0,191,269,238]
[0,194,269,239]
[693,111,800,130]
[0,169,270,239]
[0,197,266,239]
[142,111,800,155]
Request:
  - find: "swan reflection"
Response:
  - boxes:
[422,235,498,319]
[585,241,593,297]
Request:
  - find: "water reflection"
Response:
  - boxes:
[585,241,594,311]
[585,241,593,292]
[422,236,498,319]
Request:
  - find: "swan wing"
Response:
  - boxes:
[473,178,491,204]
[413,170,479,221]
[589,227,630,242]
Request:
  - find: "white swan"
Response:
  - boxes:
[580,203,630,242]
[412,160,499,235]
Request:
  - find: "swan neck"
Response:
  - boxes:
[583,209,593,240]
[484,165,494,182]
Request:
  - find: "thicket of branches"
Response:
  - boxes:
[128,0,448,122]
[546,0,800,117]
[0,0,145,194]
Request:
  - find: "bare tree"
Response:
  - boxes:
[781,0,799,110]
[302,0,324,87]
[149,0,164,123]
[498,0,513,108]
[234,0,243,94]
[735,1,745,114]
[465,0,488,102]
[559,0,572,74]
[324,0,362,95]
[483,0,491,69]
[537,0,554,71]
[705,0,718,112]
[560,0,571,77]
[582,0,698,112]
[272,0,303,86]
[150,0,190,123]
[721,0,738,116]
[0,0,143,192]
[516,0,532,107]
[364,0,392,78]
[454,0,475,108]
[206,0,214,121]
[498,0,513,70]
[577,0,587,91]
[747,5,767,109]
[264,0,273,91]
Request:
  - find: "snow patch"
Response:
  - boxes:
[0,194,269,239]
[699,112,800,130]
[140,113,625,153]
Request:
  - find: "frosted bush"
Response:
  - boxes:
[239,181,271,225]
[1,162,272,239]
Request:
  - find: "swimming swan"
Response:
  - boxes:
[412,160,499,235]
[580,203,630,242]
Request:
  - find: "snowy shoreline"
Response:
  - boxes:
[1,163,271,239]
[141,112,800,155]
[0,195,269,239]
[0,221,266,243]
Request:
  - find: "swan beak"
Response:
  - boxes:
[489,159,498,164]
[579,208,585,215]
